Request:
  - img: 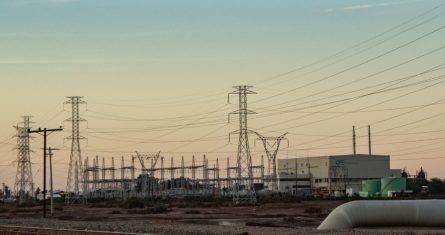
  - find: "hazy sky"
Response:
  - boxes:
[1,0,444,190]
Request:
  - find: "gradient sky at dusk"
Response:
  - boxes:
[1,0,444,190]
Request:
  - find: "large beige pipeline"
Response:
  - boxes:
[318,200,445,230]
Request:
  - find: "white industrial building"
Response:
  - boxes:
[278,173,311,196]
[277,154,401,196]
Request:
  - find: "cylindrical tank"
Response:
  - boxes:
[362,180,381,197]
[381,177,406,196]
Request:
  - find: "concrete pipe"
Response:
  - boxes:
[318,200,445,230]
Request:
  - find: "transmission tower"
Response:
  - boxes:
[256,132,288,191]
[228,85,256,204]
[14,116,34,203]
[65,96,86,197]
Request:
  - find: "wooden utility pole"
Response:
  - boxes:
[47,147,59,216]
[353,126,356,155]
[28,127,63,218]
[368,125,372,156]
[295,159,298,196]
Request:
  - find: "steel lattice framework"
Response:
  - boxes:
[14,116,34,203]
[256,132,288,191]
[228,85,256,204]
[65,96,86,195]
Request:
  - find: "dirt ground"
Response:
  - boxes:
[0,201,444,235]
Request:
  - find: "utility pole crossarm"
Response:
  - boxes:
[136,151,161,177]
[28,127,63,134]
[228,86,256,104]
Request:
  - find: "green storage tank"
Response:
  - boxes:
[381,177,406,197]
[362,180,381,197]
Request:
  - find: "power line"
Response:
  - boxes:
[81,63,445,129]
[284,100,445,151]
[85,104,231,122]
[255,100,445,115]
[84,118,227,133]
[257,72,445,133]
[254,2,445,88]
[255,53,445,115]
[84,131,226,144]
[251,67,445,126]
[252,24,445,104]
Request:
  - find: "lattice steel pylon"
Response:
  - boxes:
[65,96,86,197]
[255,132,288,191]
[14,116,34,203]
[228,85,256,204]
